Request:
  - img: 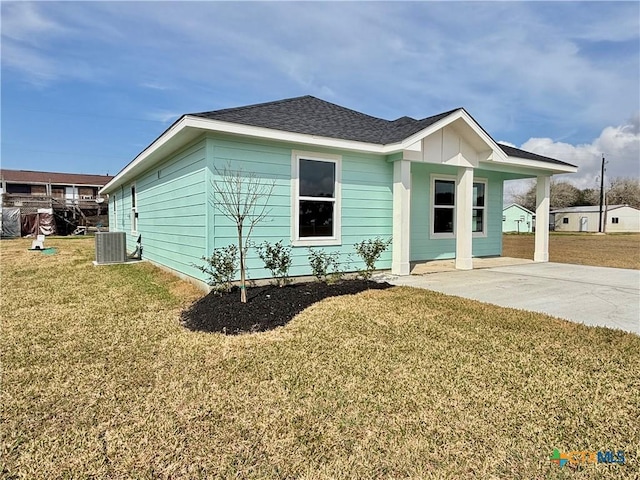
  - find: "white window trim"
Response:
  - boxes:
[291,150,342,247]
[429,174,488,239]
[472,177,488,238]
[430,174,456,239]
[131,183,138,234]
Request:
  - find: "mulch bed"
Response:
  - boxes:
[180,279,392,335]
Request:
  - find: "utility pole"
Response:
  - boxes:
[598,155,606,233]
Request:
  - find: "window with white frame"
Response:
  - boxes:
[433,179,455,235]
[131,184,138,233]
[472,181,486,234]
[292,151,341,246]
[431,176,487,237]
[611,217,619,224]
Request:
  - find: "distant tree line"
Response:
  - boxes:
[512,177,640,212]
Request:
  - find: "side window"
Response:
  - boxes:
[292,151,341,246]
[563,217,569,224]
[472,181,486,234]
[131,184,138,233]
[113,194,117,229]
[611,217,619,224]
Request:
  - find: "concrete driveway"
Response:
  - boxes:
[383,262,640,335]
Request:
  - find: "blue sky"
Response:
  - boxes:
[2,1,639,194]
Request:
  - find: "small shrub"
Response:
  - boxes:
[354,237,392,279]
[308,248,344,283]
[255,240,293,287]
[194,244,238,294]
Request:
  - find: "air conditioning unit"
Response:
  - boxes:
[95,231,127,264]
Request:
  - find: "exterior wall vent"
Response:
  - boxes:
[95,231,127,264]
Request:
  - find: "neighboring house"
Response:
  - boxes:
[503,204,535,233]
[0,169,113,235]
[551,205,640,233]
[100,95,576,287]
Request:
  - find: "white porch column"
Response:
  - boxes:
[455,166,474,270]
[392,159,411,275]
[534,175,551,262]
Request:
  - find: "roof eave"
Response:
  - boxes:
[499,155,578,174]
[101,115,190,194]
[102,109,578,193]
[101,116,395,194]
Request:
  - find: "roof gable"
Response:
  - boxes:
[504,203,535,215]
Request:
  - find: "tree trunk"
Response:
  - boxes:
[238,225,247,303]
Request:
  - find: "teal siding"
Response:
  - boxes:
[206,135,393,279]
[503,205,534,233]
[410,164,505,261]
[108,185,131,234]
[131,139,208,281]
[117,185,132,235]
[114,131,518,283]
[410,163,456,261]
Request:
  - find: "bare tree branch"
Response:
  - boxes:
[211,162,276,303]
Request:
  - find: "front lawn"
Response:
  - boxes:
[2,237,639,478]
[503,232,640,269]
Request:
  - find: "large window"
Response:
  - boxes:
[431,176,487,237]
[292,151,341,246]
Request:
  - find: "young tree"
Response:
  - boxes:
[211,163,276,303]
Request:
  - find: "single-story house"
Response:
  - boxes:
[100,96,577,288]
[502,203,535,233]
[551,204,640,233]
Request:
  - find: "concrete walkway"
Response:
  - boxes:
[381,262,640,335]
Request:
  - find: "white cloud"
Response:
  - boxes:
[521,115,640,189]
[4,2,637,127]
[2,1,638,179]
[0,2,108,85]
[140,82,172,91]
[504,115,639,202]
[144,110,182,124]
[1,2,66,43]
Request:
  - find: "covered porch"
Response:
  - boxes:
[390,109,577,275]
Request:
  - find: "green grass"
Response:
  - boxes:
[2,237,639,478]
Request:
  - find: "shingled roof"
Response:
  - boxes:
[190,96,575,168]
[191,95,459,145]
